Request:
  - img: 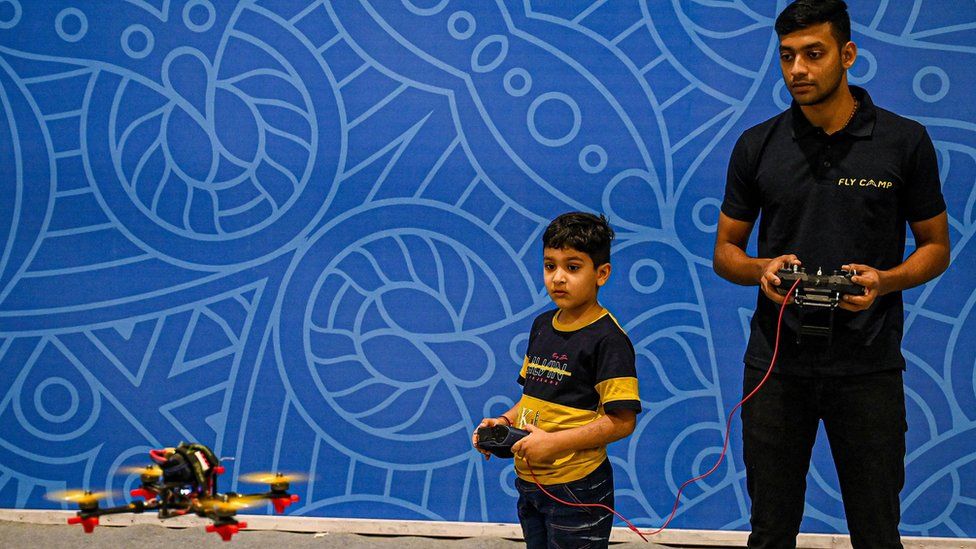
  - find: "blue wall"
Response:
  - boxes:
[1,0,974,538]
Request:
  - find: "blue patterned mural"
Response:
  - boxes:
[0,0,974,539]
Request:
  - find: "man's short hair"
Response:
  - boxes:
[775,0,851,47]
[543,212,614,267]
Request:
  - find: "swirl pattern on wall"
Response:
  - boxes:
[0,0,973,538]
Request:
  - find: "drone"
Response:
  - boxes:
[47,442,303,541]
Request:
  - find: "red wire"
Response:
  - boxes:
[525,461,649,542]
[524,278,801,541]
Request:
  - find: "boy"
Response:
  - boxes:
[473,212,641,549]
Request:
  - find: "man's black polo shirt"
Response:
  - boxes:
[721,86,946,376]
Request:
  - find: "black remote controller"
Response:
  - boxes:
[775,266,865,299]
[477,425,529,459]
[773,266,866,343]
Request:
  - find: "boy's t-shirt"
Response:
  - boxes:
[515,307,641,484]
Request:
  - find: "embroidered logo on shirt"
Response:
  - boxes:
[837,177,893,189]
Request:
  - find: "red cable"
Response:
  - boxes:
[525,461,649,542]
[525,278,801,541]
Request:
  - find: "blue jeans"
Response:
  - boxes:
[742,367,907,549]
[516,459,614,549]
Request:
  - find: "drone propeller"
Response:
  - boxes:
[238,472,308,485]
[46,489,113,506]
[198,495,263,514]
[117,465,163,479]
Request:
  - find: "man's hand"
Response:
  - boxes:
[472,417,507,460]
[760,254,802,305]
[839,263,884,312]
[511,424,561,464]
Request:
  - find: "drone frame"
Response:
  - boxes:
[63,463,299,541]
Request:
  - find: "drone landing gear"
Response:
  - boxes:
[67,515,99,533]
[129,488,156,500]
[271,494,300,514]
[206,519,248,542]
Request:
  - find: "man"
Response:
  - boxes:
[712,1,950,547]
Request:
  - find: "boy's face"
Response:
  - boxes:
[543,247,611,318]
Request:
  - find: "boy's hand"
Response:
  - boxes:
[472,417,507,460]
[511,424,560,464]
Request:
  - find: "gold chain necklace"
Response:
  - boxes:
[842,99,859,130]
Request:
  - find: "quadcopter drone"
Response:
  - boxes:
[48,442,303,541]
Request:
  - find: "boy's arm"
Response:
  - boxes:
[511,408,636,464]
[472,403,520,460]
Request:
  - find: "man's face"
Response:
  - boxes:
[543,247,609,318]
[779,22,853,106]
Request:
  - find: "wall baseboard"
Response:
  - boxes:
[1,509,972,548]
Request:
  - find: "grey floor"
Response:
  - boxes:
[0,520,670,548]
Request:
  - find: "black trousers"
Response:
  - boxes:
[742,367,907,549]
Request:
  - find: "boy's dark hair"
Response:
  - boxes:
[543,212,614,267]
[775,0,851,47]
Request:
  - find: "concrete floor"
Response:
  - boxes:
[0,520,669,548]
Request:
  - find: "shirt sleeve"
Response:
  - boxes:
[902,127,947,222]
[720,133,761,223]
[594,331,641,414]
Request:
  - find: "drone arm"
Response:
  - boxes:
[90,501,147,517]
[235,491,301,513]
[67,501,147,533]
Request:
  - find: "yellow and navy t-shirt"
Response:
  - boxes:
[515,307,641,485]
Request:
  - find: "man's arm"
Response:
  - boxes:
[510,409,636,464]
[713,212,799,304]
[713,212,763,285]
[842,211,950,311]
